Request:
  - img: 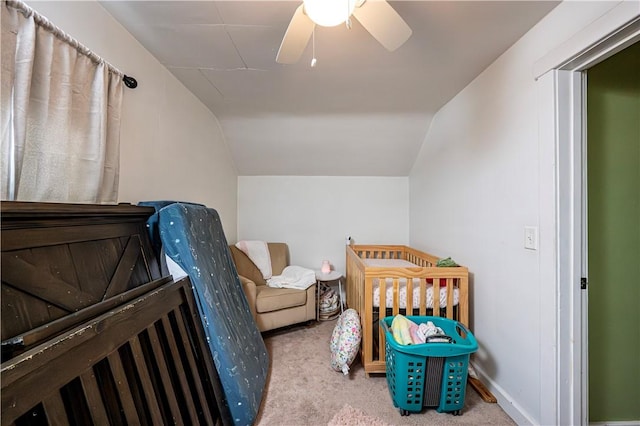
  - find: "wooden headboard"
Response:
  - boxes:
[2,201,161,350]
[1,201,231,425]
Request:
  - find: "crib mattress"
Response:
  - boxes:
[373,280,460,309]
[363,259,460,309]
[148,202,269,426]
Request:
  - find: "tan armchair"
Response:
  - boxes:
[229,242,316,332]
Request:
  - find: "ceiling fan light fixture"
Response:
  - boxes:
[277,0,411,64]
[303,0,356,27]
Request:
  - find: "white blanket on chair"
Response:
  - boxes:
[235,240,272,279]
[267,266,316,290]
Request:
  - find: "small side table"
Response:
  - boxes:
[315,270,343,321]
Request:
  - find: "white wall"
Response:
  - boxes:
[23,0,638,422]
[409,1,637,424]
[26,0,239,241]
[237,176,409,274]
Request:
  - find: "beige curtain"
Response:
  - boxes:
[1,0,124,203]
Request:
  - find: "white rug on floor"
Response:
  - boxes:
[327,404,390,426]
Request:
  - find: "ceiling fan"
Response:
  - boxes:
[276,0,412,64]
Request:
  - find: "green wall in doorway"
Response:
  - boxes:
[586,41,640,422]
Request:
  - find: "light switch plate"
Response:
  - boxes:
[524,226,538,250]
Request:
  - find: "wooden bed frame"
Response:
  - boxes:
[345,244,469,375]
[1,201,231,425]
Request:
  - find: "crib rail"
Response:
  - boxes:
[1,277,229,425]
[346,245,469,375]
[349,244,440,266]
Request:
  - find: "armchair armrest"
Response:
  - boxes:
[238,274,257,321]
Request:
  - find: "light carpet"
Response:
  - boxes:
[255,319,515,426]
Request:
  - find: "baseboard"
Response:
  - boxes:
[470,364,640,426]
[471,363,537,425]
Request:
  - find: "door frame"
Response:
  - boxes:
[536,7,639,425]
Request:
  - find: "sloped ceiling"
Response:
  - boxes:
[100,1,559,176]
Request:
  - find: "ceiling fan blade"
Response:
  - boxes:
[352,0,412,52]
[276,4,315,64]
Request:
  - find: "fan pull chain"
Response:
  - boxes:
[311,28,317,67]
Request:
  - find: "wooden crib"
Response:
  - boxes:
[1,202,231,425]
[345,244,469,375]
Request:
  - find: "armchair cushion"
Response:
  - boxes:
[255,285,308,313]
[230,243,288,286]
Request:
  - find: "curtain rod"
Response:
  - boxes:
[6,0,138,89]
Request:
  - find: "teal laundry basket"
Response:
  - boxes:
[381,316,478,416]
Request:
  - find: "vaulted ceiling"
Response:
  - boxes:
[100,1,559,176]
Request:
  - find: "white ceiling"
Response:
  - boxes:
[100,1,559,176]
